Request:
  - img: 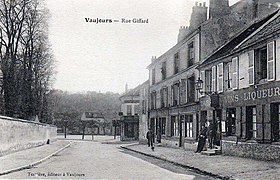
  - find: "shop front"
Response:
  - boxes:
[221,81,280,161]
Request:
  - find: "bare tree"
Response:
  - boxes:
[0,0,55,120]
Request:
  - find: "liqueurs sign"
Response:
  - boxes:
[224,87,280,103]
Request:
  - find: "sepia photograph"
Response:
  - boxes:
[1,0,280,179]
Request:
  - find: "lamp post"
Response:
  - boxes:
[195,77,222,152]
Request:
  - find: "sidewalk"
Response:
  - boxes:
[0,140,70,176]
[122,144,280,180]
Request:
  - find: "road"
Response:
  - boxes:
[2,136,213,179]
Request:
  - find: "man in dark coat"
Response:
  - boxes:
[146,128,155,151]
[207,122,215,149]
[195,125,208,153]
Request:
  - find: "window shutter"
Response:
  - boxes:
[267,41,275,81]
[232,57,239,89]
[217,63,224,93]
[248,50,255,85]
[211,66,217,92]
[200,71,205,96]
[171,85,173,106]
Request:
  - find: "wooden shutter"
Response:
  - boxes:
[200,71,205,96]
[232,57,239,90]
[211,66,217,92]
[217,63,223,93]
[248,50,254,85]
[267,41,275,81]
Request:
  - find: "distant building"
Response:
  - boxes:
[119,85,140,141]
[81,112,105,135]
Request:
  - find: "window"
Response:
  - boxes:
[142,100,146,114]
[226,108,236,136]
[246,106,257,139]
[185,115,193,138]
[256,47,267,83]
[205,70,212,93]
[127,105,132,115]
[160,87,168,108]
[225,61,232,90]
[171,116,178,137]
[172,83,179,106]
[180,79,186,104]
[151,91,156,109]
[271,104,280,142]
[250,42,275,85]
[188,42,194,67]
[174,53,180,74]
[162,118,166,135]
[161,61,167,80]
[187,76,195,103]
[152,68,155,85]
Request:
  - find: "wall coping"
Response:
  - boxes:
[0,115,56,128]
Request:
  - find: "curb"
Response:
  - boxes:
[121,145,230,180]
[0,142,71,176]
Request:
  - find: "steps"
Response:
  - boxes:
[201,147,221,156]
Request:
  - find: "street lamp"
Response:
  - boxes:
[195,76,222,152]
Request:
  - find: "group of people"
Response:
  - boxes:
[195,121,217,153]
[146,121,217,153]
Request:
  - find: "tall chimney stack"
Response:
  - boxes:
[125,83,128,93]
[189,2,208,31]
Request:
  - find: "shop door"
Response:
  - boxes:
[271,104,280,142]
[246,106,257,140]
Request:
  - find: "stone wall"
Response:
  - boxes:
[222,140,280,162]
[0,116,57,156]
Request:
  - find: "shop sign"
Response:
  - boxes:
[224,86,280,104]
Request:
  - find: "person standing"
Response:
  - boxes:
[146,128,155,151]
[207,122,215,149]
[195,124,208,153]
[156,129,161,143]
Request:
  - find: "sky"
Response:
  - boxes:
[46,0,240,93]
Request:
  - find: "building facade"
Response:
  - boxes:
[143,0,280,154]
[145,0,264,150]
[197,10,280,161]
[119,82,149,141]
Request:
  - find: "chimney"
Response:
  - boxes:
[189,2,208,31]
[209,0,230,19]
[125,83,128,93]
[177,26,189,42]
[151,56,157,62]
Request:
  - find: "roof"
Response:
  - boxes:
[198,10,279,68]
[120,80,149,98]
[237,11,280,49]
[81,112,105,121]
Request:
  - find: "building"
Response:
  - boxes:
[197,9,280,161]
[81,112,106,134]
[138,81,149,143]
[119,84,142,141]
[144,0,280,152]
